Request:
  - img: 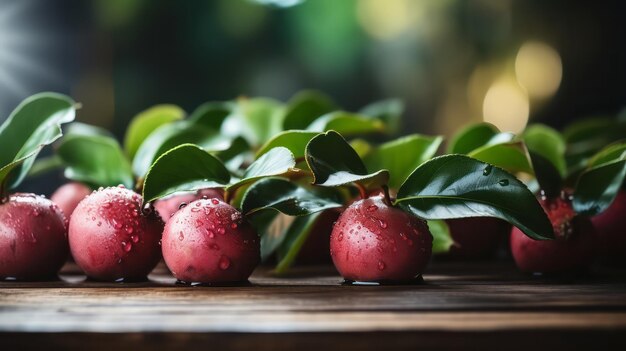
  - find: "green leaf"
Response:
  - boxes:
[307,111,385,137]
[255,211,290,261]
[187,101,232,130]
[395,154,553,240]
[529,151,563,198]
[427,219,454,254]
[0,92,76,192]
[468,141,534,175]
[306,130,389,188]
[573,142,626,216]
[275,212,322,274]
[132,120,232,178]
[523,124,567,176]
[241,178,343,216]
[350,139,373,158]
[447,123,499,154]
[124,104,185,159]
[359,98,404,134]
[215,136,251,172]
[227,147,296,191]
[142,144,231,203]
[57,133,134,189]
[363,134,443,189]
[222,98,284,147]
[282,90,336,131]
[256,130,318,159]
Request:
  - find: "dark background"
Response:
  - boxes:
[0,0,624,193]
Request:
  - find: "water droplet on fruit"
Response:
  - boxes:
[207,230,215,238]
[97,221,102,226]
[122,241,132,252]
[367,205,378,212]
[483,165,493,176]
[217,227,226,235]
[103,202,111,208]
[191,207,200,213]
[377,260,386,271]
[337,232,344,241]
[126,227,134,234]
[178,232,184,241]
[91,216,96,221]
[131,235,139,243]
[209,243,220,250]
[117,258,122,264]
[218,256,231,270]
[231,223,238,229]
[113,220,123,229]
[378,219,387,228]
[211,199,219,205]
[498,179,509,186]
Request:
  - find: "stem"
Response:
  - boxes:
[382,185,393,206]
[135,177,144,194]
[223,189,232,204]
[354,182,368,200]
[294,156,306,164]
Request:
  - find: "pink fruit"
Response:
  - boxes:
[510,192,596,273]
[0,194,68,280]
[592,191,626,265]
[69,186,163,281]
[50,182,92,219]
[162,198,260,284]
[445,217,510,259]
[154,188,224,222]
[330,195,432,282]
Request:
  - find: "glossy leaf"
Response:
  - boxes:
[427,220,454,254]
[221,98,284,147]
[307,111,385,136]
[529,151,563,198]
[282,90,336,131]
[468,141,534,175]
[132,120,231,177]
[523,124,567,176]
[359,98,404,134]
[255,211,292,261]
[256,130,318,159]
[275,212,322,274]
[241,178,342,216]
[447,123,499,154]
[396,154,553,240]
[573,142,626,216]
[228,147,296,191]
[57,133,134,189]
[306,131,389,188]
[0,93,75,192]
[142,144,231,203]
[124,104,185,159]
[363,134,443,189]
[188,101,232,130]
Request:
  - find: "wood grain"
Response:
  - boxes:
[1,261,626,350]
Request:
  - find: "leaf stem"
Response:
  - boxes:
[224,189,232,204]
[382,185,393,206]
[354,182,368,200]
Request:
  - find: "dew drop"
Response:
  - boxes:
[377,260,386,271]
[337,232,344,241]
[122,241,132,252]
[483,165,493,176]
[125,227,134,234]
[231,223,238,229]
[207,230,215,238]
[211,199,219,205]
[103,202,111,208]
[218,256,231,270]
[217,227,226,235]
[209,243,220,250]
[131,235,139,243]
[191,207,200,213]
[498,179,509,186]
[367,205,378,212]
[178,232,184,241]
[378,219,388,229]
[97,221,102,226]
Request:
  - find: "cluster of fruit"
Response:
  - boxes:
[0,92,624,285]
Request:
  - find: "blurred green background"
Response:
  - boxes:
[0,0,624,149]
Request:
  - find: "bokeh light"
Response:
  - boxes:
[483,79,529,133]
[515,41,562,100]
[357,0,413,40]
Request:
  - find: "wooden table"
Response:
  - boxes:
[1,261,626,350]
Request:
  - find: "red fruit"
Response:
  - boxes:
[330,195,433,282]
[69,186,163,281]
[0,194,68,280]
[154,188,224,223]
[510,192,596,273]
[445,217,510,259]
[162,198,260,284]
[592,191,626,265]
[50,182,92,218]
